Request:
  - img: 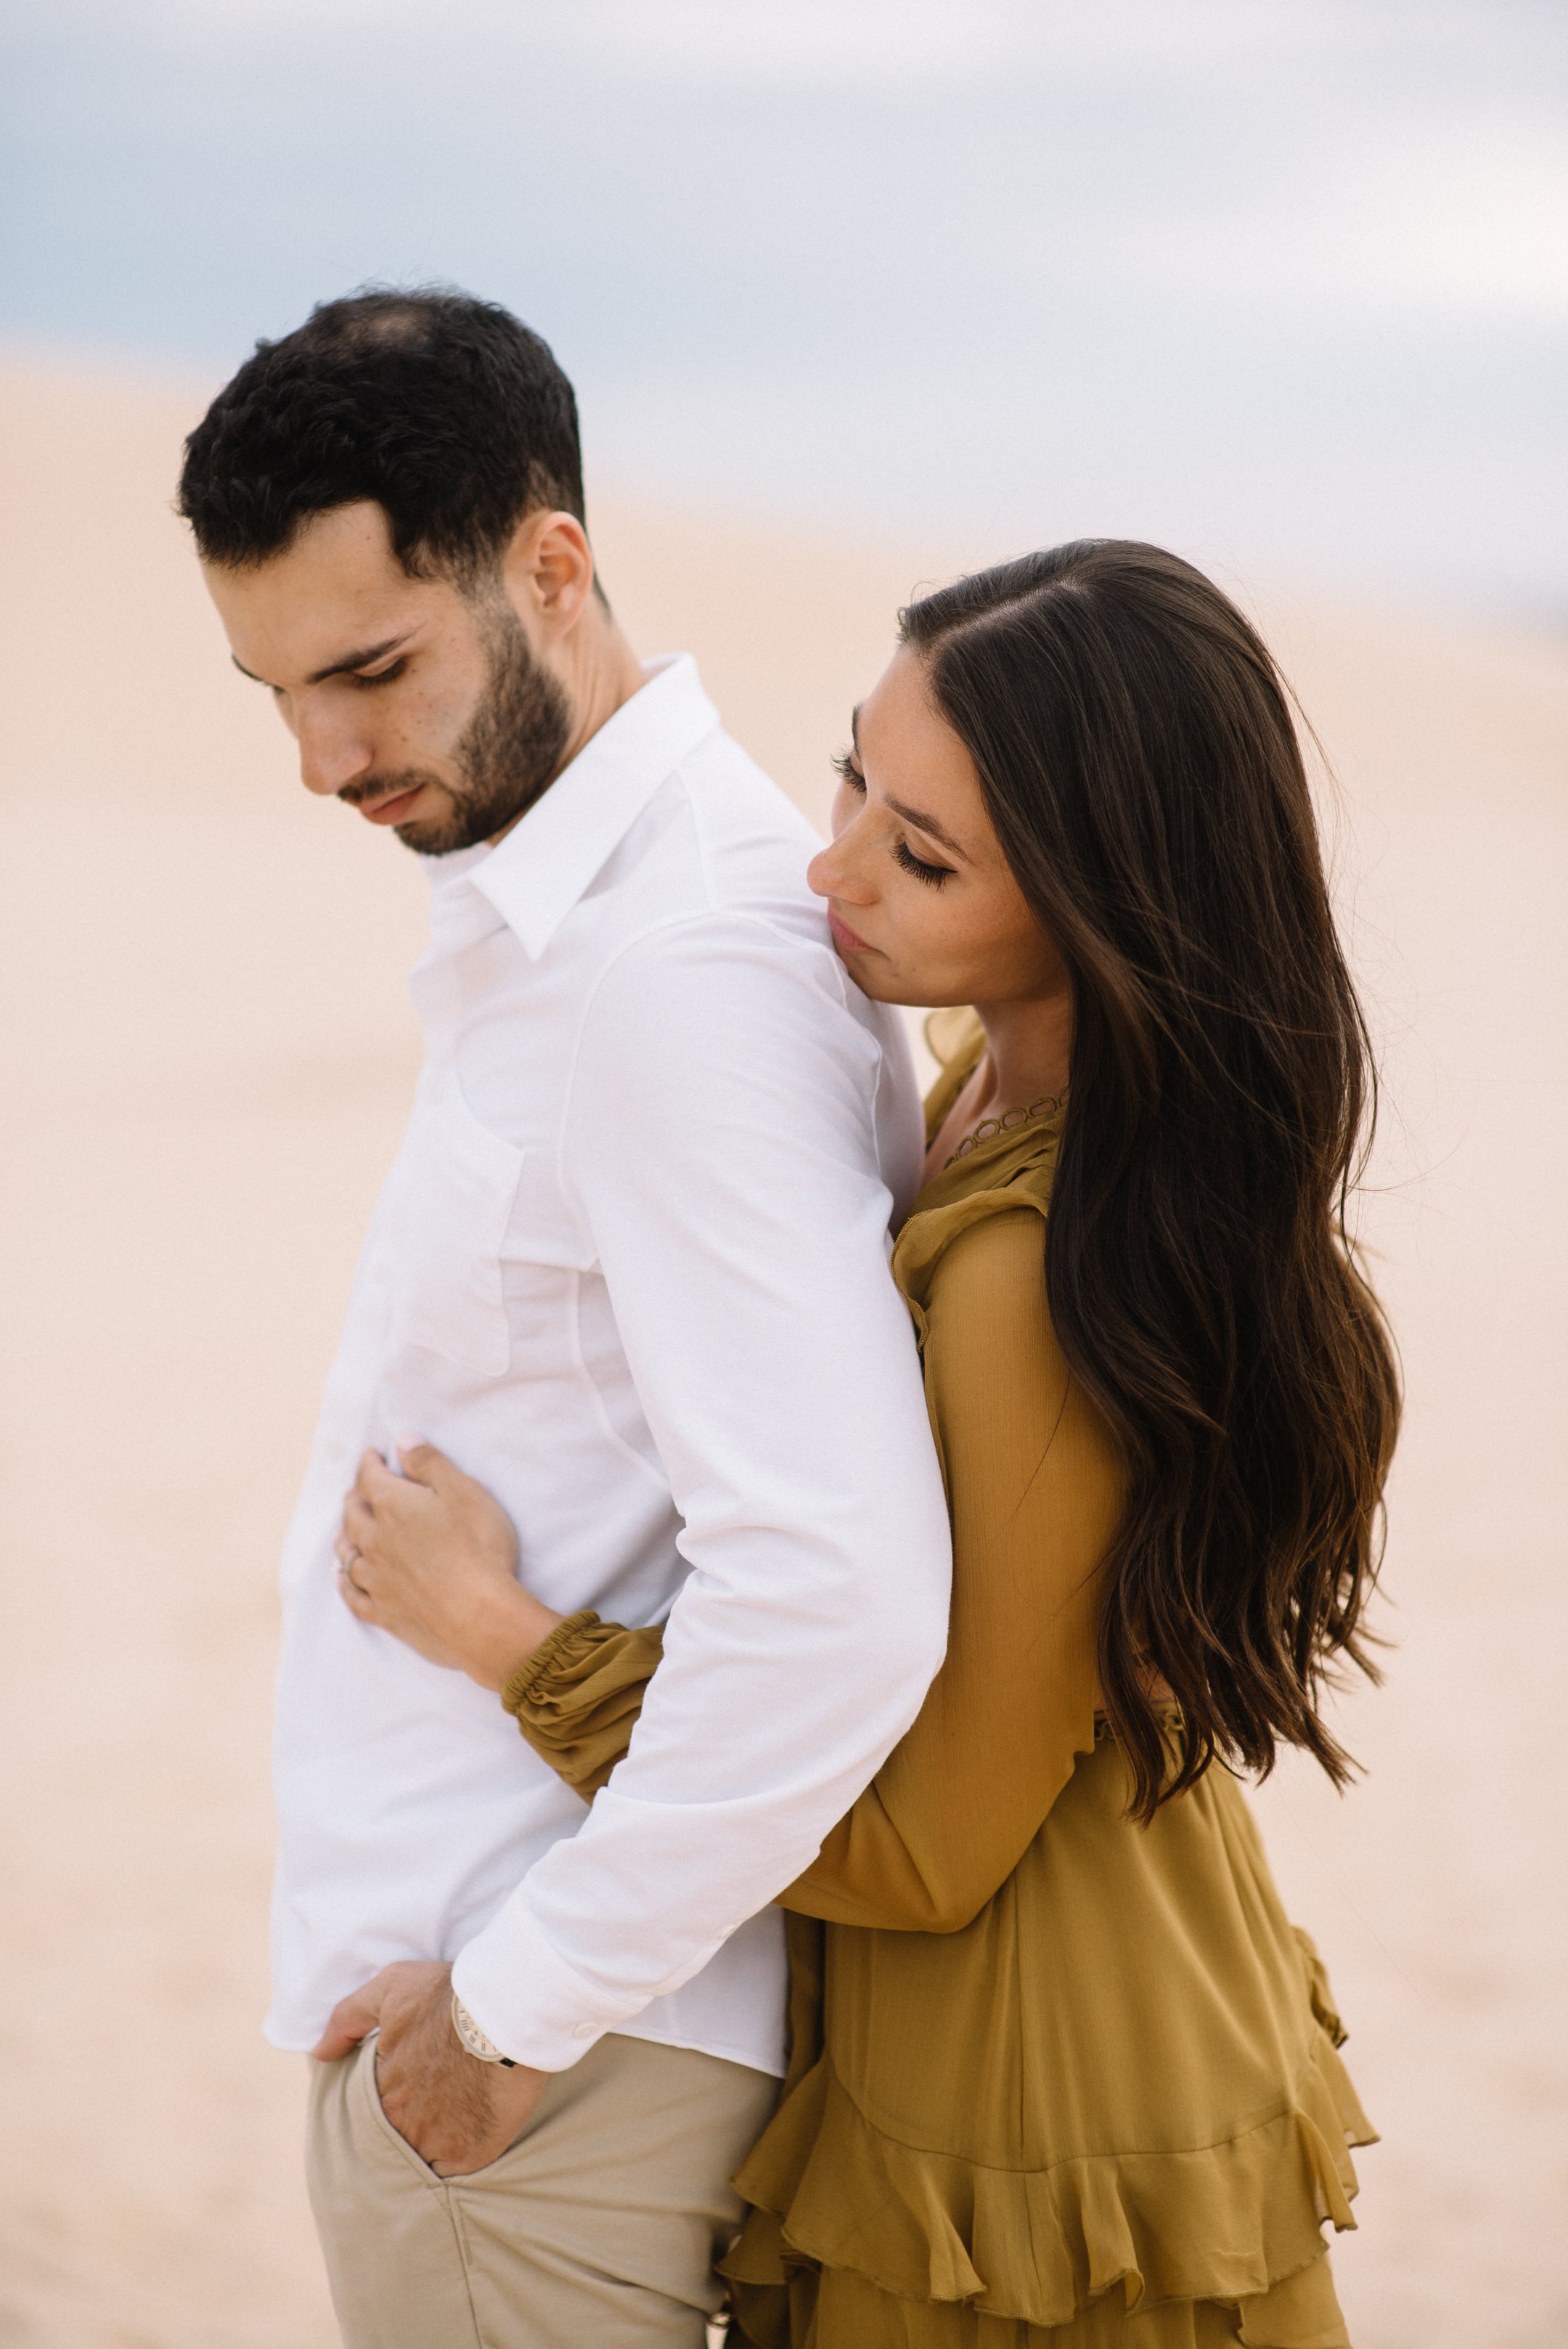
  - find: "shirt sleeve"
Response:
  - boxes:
[780,1201,1119,1932]
[504,1200,1122,1938]
[450,915,952,2069]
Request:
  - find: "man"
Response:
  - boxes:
[179,288,951,2346]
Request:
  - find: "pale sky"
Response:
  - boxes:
[4,0,1564,613]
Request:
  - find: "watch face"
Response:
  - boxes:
[452,1993,514,2065]
[453,1996,486,2051]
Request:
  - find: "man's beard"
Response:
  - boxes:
[345,608,573,857]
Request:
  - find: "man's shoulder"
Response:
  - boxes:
[676,724,820,825]
[669,727,824,891]
[587,727,825,956]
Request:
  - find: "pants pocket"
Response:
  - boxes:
[306,2046,485,2349]
[357,2033,450,2188]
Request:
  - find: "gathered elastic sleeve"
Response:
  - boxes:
[502,1612,665,1804]
[779,1198,1123,1932]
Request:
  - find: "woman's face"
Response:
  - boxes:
[809,647,1066,1010]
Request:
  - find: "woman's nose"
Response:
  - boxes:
[809,830,875,905]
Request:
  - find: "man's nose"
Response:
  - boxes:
[295,701,375,799]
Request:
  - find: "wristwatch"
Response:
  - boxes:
[451,1993,518,2068]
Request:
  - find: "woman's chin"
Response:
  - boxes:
[839,961,906,1005]
[846,963,947,1011]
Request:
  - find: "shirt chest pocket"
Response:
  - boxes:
[389,1079,526,1377]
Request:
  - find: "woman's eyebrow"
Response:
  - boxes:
[885,796,966,859]
[851,702,966,858]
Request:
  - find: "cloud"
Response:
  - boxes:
[81,0,1543,91]
[1347,122,1568,314]
[9,0,1564,605]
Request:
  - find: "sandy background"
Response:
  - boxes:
[1,361,1564,2347]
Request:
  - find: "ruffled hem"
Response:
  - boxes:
[730,2244,1352,2347]
[723,2022,1371,2335]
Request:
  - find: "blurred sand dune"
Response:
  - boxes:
[1,364,1564,2348]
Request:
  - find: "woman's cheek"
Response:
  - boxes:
[885,905,947,1000]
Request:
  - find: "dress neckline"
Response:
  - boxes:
[911,1009,1066,1220]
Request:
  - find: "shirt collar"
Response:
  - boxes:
[470,654,719,960]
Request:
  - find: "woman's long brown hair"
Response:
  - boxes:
[902,542,1400,1819]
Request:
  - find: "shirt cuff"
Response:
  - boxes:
[451,1898,646,2074]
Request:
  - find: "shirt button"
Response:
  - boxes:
[572,2024,595,2038]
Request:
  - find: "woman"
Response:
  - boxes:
[335,542,1398,2347]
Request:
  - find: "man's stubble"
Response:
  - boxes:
[346,604,573,857]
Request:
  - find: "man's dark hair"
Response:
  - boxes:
[178,287,587,581]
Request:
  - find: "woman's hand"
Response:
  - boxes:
[335,1441,564,1691]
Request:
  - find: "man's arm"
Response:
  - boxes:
[449,916,952,2070]
[505,1212,1115,1933]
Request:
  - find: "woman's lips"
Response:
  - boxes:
[828,907,875,956]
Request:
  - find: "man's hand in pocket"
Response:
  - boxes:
[314,1959,548,2176]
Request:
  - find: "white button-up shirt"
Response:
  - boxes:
[267,655,952,2076]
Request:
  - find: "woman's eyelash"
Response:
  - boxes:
[895,841,953,888]
[833,753,951,885]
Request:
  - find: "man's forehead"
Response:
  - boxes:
[202,504,444,678]
[253,500,408,586]
[306,497,393,547]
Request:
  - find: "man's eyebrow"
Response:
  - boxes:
[885,796,966,859]
[229,634,414,689]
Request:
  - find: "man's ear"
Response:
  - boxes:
[502,510,596,638]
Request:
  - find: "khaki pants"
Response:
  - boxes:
[306,2030,779,2349]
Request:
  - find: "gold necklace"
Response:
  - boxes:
[944,1088,1067,1169]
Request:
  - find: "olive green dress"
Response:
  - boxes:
[501,1014,1373,2348]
